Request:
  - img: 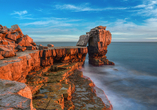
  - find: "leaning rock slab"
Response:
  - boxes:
[0,79,36,110]
[76,34,90,46]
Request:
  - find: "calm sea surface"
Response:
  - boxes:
[36,42,157,110]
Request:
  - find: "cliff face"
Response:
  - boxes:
[77,26,114,66]
[0,46,87,82]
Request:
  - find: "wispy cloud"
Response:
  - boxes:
[133,0,157,16]
[10,10,34,19]
[29,34,79,42]
[35,8,43,12]
[11,10,28,16]
[105,17,157,41]
[145,37,157,39]
[21,17,82,27]
[55,3,128,12]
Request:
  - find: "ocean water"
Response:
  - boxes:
[36,42,157,110]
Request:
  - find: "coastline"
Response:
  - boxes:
[0,46,112,110]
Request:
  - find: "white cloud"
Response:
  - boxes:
[30,34,79,42]
[11,10,28,16]
[145,37,157,39]
[55,4,128,12]
[35,8,43,12]
[11,10,34,19]
[105,17,157,41]
[133,0,157,16]
[21,17,82,27]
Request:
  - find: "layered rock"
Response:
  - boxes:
[0,46,87,82]
[29,62,112,110]
[77,26,114,66]
[0,46,88,109]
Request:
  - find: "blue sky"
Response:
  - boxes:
[1,0,157,42]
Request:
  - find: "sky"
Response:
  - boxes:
[1,0,157,42]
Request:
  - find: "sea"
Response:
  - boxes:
[36,42,157,110]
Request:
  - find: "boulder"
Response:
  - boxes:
[15,45,26,51]
[0,47,16,58]
[0,40,8,45]
[31,42,37,46]
[47,44,54,47]
[16,35,33,47]
[0,79,35,110]
[76,34,90,46]
[0,26,8,34]
[38,45,48,50]
[10,24,23,36]
[6,32,22,41]
[26,46,37,50]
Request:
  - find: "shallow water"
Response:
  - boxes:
[37,42,157,110]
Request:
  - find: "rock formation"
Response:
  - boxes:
[0,24,38,59]
[77,26,114,66]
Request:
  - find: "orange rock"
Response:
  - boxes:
[17,35,33,47]
[41,57,53,66]
[0,40,8,45]
[0,54,4,60]
[31,42,36,46]
[16,45,27,51]
[76,26,114,66]
[96,25,106,30]
[38,45,48,50]
[26,46,37,50]
[47,44,54,47]
[11,24,24,36]
[0,47,16,58]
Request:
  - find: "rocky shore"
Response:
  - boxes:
[0,24,113,110]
